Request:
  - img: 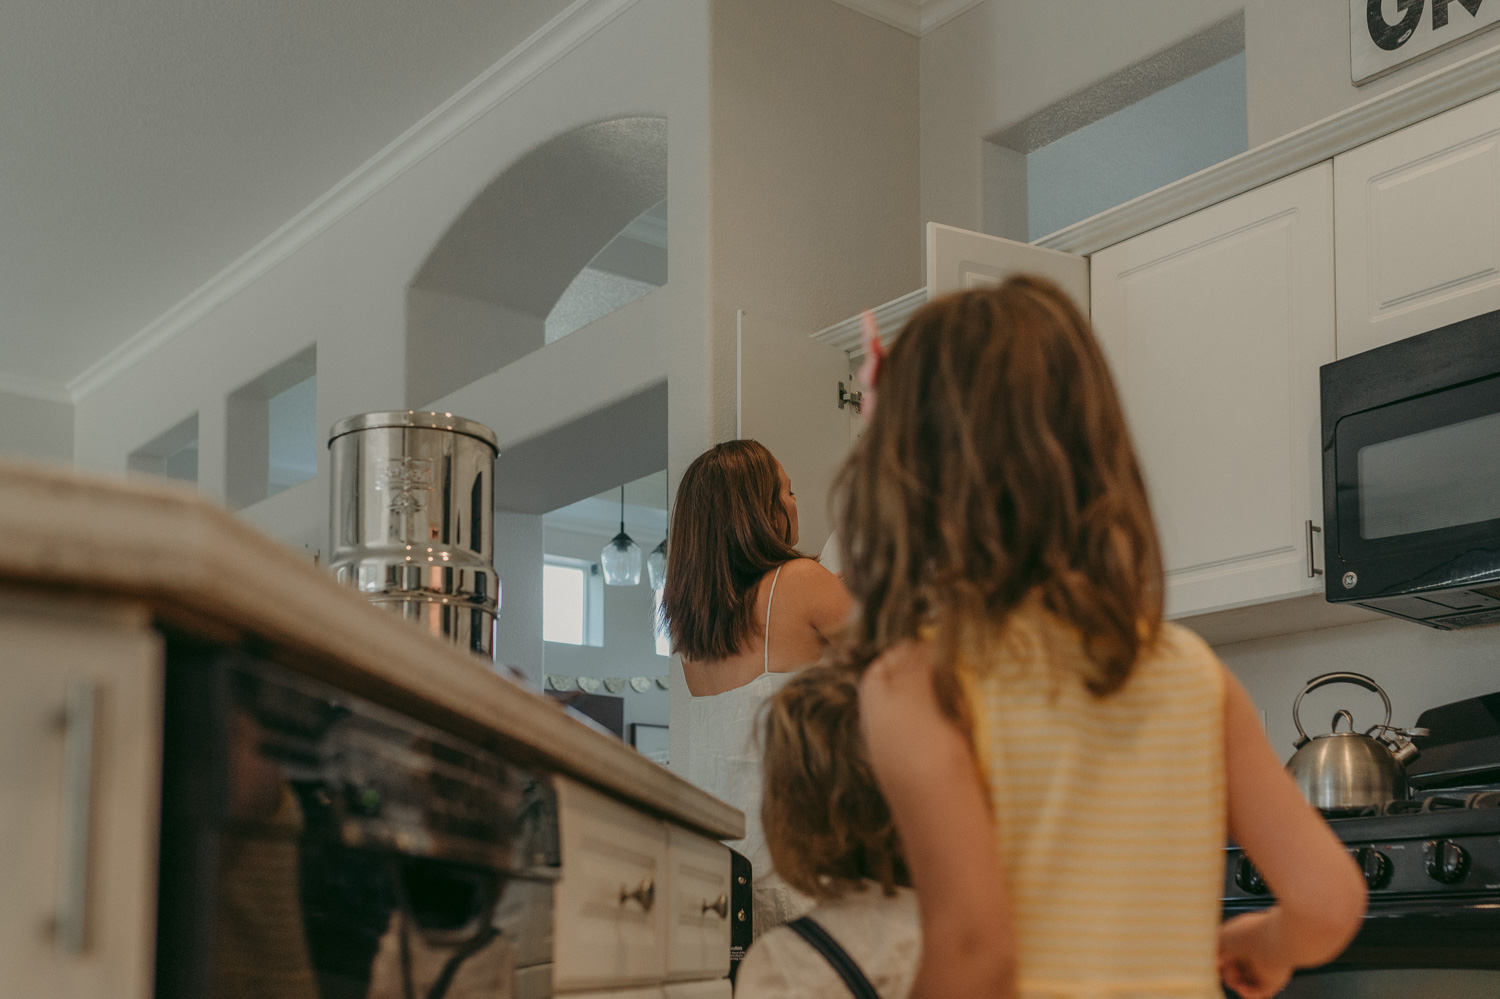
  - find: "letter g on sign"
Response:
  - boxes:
[1368,0,1425,49]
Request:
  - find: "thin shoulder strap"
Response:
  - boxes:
[762,564,783,675]
[786,916,881,999]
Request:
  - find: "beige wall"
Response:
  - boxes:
[0,390,72,464]
[921,0,1500,235]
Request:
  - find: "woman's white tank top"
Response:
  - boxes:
[682,566,811,934]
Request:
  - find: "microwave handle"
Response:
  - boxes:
[1306,521,1324,579]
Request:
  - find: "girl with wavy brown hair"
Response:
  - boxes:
[844,277,1365,999]
[663,439,851,934]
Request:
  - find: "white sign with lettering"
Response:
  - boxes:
[1352,0,1500,83]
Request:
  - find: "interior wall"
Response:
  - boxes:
[1216,617,1500,766]
[921,0,1500,235]
[0,390,73,464]
[72,1,715,581]
[541,524,670,735]
[675,0,922,772]
[495,509,545,682]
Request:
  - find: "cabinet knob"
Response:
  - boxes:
[619,877,656,912]
[701,893,729,919]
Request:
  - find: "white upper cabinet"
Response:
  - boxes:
[1335,88,1500,359]
[927,223,1090,312]
[1090,163,1335,619]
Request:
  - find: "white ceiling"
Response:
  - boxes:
[0,0,576,395]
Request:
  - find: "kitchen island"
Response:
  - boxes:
[0,459,739,999]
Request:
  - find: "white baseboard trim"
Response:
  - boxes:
[64,0,643,402]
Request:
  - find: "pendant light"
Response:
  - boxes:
[646,475,668,591]
[601,486,642,586]
[646,535,667,591]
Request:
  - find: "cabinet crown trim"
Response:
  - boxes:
[1037,43,1500,257]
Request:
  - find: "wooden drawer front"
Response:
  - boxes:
[664,825,731,981]
[664,980,732,999]
[560,990,664,999]
[554,778,668,991]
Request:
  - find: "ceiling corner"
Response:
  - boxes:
[829,0,986,36]
[828,0,922,36]
[917,0,986,34]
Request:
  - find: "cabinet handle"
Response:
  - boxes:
[701,893,729,919]
[1306,521,1324,578]
[57,680,97,955]
[619,877,655,912]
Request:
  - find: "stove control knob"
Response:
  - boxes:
[1235,856,1269,895]
[1425,840,1469,884]
[1353,847,1392,890]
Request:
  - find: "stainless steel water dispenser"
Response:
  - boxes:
[328,411,499,660]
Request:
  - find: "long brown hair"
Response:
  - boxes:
[836,276,1163,697]
[761,663,908,900]
[662,439,802,662]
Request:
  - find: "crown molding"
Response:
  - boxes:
[66,0,643,401]
[1037,39,1500,256]
[828,0,985,36]
[0,371,72,404]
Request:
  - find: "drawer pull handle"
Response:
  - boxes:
[619,878,655,912]
[701,893,729,919]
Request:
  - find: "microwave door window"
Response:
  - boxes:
[1358,407,1500,540]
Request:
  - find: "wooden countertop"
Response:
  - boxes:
[0,460,742,841]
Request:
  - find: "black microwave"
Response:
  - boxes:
[1320,310,1500,629]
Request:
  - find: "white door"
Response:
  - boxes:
[737,310,855,556]
[1,603,162,999]
[1335,87,1500,358]
[927,223,1090,314]
[1090,162,1335,619]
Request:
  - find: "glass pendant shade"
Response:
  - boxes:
[646,538,667,591]
[601,487,642,586]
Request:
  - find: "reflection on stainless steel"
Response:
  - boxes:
[328,412,500,660]
[156,651,557,999]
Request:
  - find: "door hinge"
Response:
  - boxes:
[838,382,863,413]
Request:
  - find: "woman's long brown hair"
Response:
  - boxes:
[663,439,803,662]
[837,276,1163,698]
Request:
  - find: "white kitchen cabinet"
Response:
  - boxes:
[1090,162,1335,619]
[1335,87,1500,359]
[0,601,163,999]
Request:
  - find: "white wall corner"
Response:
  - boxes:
[0,371,72,404]
[828,0,984,35]
[63,0,644,403]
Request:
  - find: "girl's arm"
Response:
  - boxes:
[1218,669,1367,999]
[784,558,854,642]
[860,640,1016,999]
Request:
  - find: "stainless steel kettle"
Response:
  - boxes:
[1285,672,1426,813]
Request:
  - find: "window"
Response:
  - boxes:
[226,345,317,510]
[544,555,603,646]
[983,14,1247,242]
[127,413,199,485]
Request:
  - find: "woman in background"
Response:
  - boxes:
[663,439,851,933]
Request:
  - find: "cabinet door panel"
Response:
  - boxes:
[664,825,730,981]
[553,777,668,991]
[664,980,732,999]
[1336,88,1500,358]
[1090,164,1334,618]
[0,602,162,999]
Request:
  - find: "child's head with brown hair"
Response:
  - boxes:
[837,275,1163,698]
[760,663,908,900]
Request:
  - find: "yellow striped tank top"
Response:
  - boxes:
[959,601,1226,999]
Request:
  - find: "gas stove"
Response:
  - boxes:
[1224,692,1500,973]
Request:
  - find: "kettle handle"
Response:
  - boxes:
[1292,671,1393,748]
